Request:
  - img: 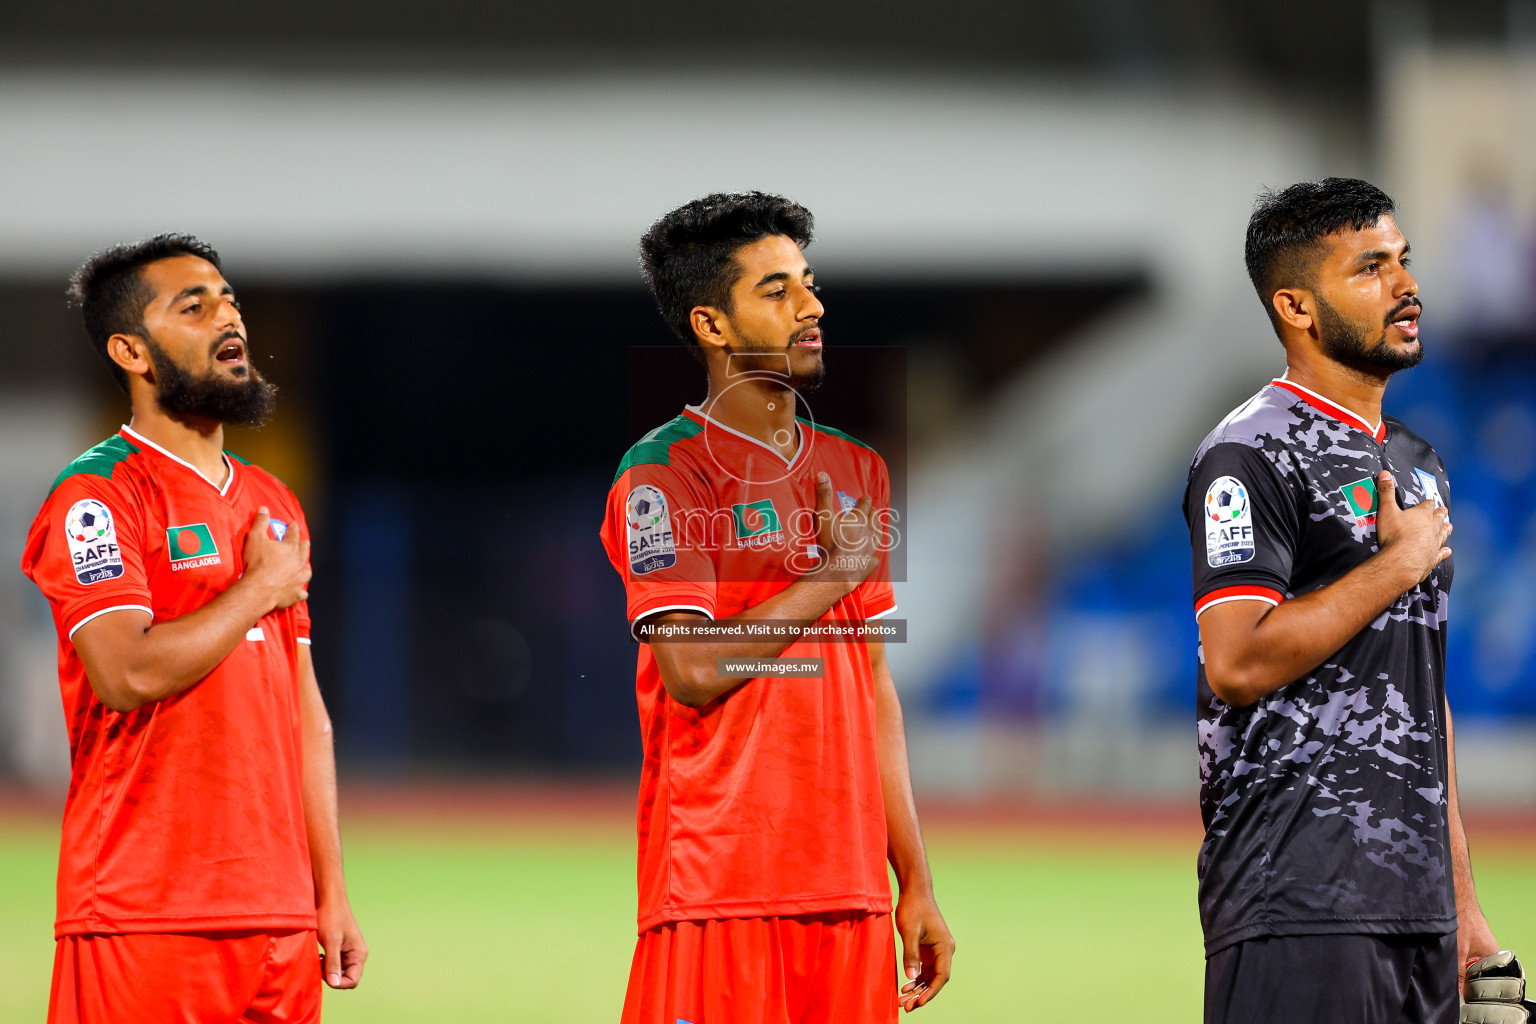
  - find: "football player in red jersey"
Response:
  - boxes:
[21,235,366,1022]
[601,193,954,1022]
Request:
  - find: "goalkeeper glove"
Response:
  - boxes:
[1462,951,1536,1024]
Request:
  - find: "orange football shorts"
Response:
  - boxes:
[622,910,898,1024]
[48,929,322,1024]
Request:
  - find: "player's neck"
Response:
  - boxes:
[699,375,800,459]
[1282,352,1387,430]
[126,400,230,488]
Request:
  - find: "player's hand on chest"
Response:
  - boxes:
[713,466,863,573]
[151,493,292,590]
[1302,446,1450,588]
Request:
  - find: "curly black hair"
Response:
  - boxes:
[1244,178,1396,335]
[67,233,222,392]
[639,192,814,348]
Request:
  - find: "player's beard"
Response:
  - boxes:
[1315,295,1424,375]
[728,321,826,392]
[145,335,278,428]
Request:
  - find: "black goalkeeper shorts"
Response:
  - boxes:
[1205,931,1458,1024]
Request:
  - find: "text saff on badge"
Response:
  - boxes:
[65,498,125,585]
[1204,476,1255,567]
[626,484,677,575]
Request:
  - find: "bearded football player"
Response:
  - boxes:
[600,193,954,1022]
[22,234,365,1022]
[1187,179,1512,1024]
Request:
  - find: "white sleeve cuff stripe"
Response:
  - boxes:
[1194,594,1281,619]
[866,603,898,621]
[296,637,312,645]
[629,603,714,641]
[68,604,153,640]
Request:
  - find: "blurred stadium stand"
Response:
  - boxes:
[1,0,1534,804]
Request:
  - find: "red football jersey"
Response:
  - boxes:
[599,406,897,932]
[21,426,316,938]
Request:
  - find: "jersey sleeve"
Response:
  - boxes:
[21,475,154,640]
[601,461,718,641]
[852,453,896,621]
[1186,441,1297,619]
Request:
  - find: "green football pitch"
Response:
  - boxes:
[3,803,1534,1022]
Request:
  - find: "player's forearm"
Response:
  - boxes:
[302,731,348,904]
[299,652,350,905]
[78,577,278,712]
[1445,703,1484,919]
[651,576,857,708]
[872,646,934,895]
[1203,550,1421,707]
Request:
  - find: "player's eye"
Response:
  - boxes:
[808,284,822,295]
[1362,262,1379,275]
[182,303,201,314]
[767,290,785,299]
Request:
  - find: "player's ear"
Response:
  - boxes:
[107,332,153,382]
[688,306,731,353]
[1270,287,1314,334]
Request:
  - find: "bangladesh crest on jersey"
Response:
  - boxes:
[1339,476,1378,526]
[167,523,220,566]
[731,499,783,541]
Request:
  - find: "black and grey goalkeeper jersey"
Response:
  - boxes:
[1184,377,1456,956]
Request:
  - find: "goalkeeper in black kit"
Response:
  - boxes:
[1187,177,1528,1024]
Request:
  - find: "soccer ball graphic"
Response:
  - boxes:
[68,500,112,543]
[1206,477,1249,524]
[626,486,668,530]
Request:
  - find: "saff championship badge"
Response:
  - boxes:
[1204,476,1255,567]
[627,484,677,575]
[66,498,125,585]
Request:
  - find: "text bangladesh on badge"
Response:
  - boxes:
[626,484,677,575]
[66,498,125,584]
[1204,475,1255,567]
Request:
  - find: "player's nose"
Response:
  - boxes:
[798,283,825,320]
[216,297,245,330]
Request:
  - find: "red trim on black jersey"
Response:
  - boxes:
[1195,585,1285,618]
[1270,379,1387,443]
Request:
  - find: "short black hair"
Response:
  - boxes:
[1245,178,1396,334]
[639,192,815,347]
[66,233,222,392]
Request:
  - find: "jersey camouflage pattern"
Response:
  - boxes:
[1184,377,1456,956]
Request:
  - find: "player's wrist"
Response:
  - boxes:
[796,566,860,600]
[314,875,351,907]
[316,888,351,911]
[1370,544,1421,594]
[892,860,935,897]
[227,573,281,623]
